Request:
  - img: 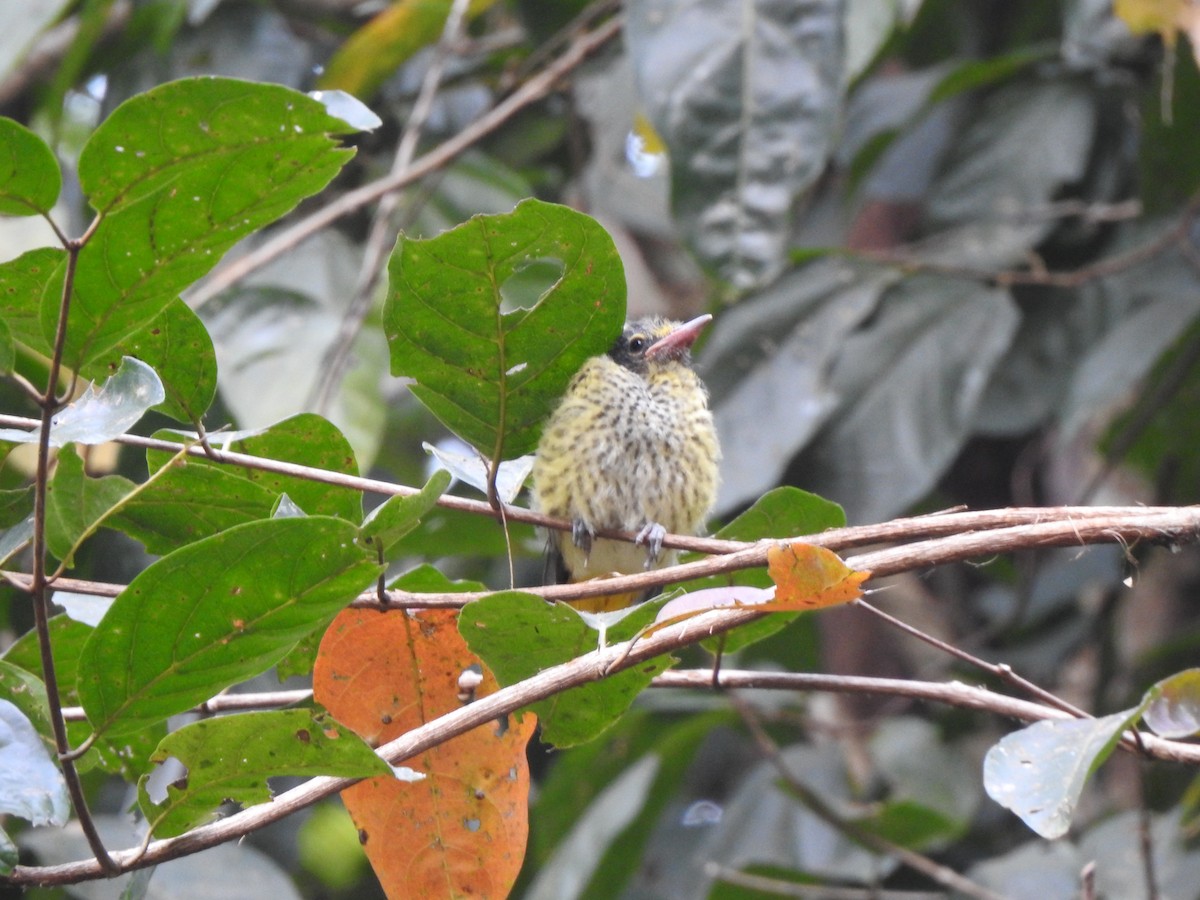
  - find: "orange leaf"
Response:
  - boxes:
[766,543,870,610]
[314,608,536,899]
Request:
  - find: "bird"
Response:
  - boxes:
[531,314,721,612]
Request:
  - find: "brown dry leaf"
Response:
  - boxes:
[766,542,871,610]
[314,608,536,899]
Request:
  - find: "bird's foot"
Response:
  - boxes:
[635,522,667,567]
[571,518,595,555]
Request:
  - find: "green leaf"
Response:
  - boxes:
[0,247,62,355]
[0,660,50,742]
[983,706,1145,839]
[55,76,361,369]
[0,357,165,446]
[45,449,137,565]
[0,118,61,215]
[384,198,626,459]
[78,516,381,737]
[113,414,362,554]
[360,469,452,556]
[0,700,69,827]
[138,708,391,837]
[1144,668,1200,739]
[86,298,217,423]
[0,488,31,530]
[460,591,674,747]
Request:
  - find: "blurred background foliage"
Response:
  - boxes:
[3,0,1200,897]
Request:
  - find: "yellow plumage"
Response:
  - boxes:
[531,315,721,611]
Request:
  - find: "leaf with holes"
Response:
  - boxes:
[315,583,535,898]
[138,709,391,837]
[384,198,626,459]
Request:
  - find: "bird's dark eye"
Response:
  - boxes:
[628,335,648,354]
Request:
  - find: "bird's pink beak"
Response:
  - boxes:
[645,314,712,361]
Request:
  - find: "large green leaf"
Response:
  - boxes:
[52,77,362,369]
[460,591,673,747]
[78,516,381,737]
[626,0,843,290]
[384,198,626,459]
[138,708,391,837]
[113,414,363,554]
[0,118,60,216]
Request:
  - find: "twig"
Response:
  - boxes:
[28,235,116,873]
[184,14,622,309]
[309,0,473,413]
[853,191,1200,289]
[728,692,1006,900]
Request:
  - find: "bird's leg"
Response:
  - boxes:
[571,517,595,555]
[635,522,667,567]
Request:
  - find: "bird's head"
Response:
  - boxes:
[609,314,712,376]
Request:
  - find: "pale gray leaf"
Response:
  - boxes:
[923,79,1098,268]
[983,708,1136,839]
[703,260,896,511]
[0,699,69,827]
[627,0,845,290]
[423,440,533,504]
[796,275,1018,523]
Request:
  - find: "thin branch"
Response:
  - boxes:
[852,191,1200,289]
[184,14,623,309]
[11,658,1200,886]
[29,238,116,873]
[6,503,1199,609]
[729,692,1006,900]
[310,0,473,413]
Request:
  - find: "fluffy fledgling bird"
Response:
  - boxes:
[531,315,721,611]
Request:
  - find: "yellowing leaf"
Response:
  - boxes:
[767,543,870,610]
[314,608,536,898]
[319,0,496,99]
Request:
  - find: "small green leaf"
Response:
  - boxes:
[983,706,1145,839]
[0,247,63,355]
[45,450,137,565]
[78,516,381,737]
[0,700,69,827]
[1144,668,1200,739]
[138,708,391,837]
[0,357,165,446]
[0,660,50,742]
[384,198,626,459]
[56,77,361,369]
[460,592,674,747]
[360,469,451,555]
[0,118,61,216]
[0,826,15,875]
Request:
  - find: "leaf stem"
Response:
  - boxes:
[29,233,117,873]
